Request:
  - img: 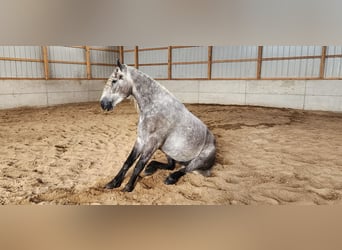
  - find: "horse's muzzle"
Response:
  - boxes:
[100,98,113,111]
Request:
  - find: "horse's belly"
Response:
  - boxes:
[161,126,206,162]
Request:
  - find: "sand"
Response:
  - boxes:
[0,100,342,205]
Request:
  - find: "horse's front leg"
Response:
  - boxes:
[122,141,159,192]
[105,140,142,189]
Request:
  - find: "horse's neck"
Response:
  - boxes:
[130,68,164,112]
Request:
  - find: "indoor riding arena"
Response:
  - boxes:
[1,46,342,205]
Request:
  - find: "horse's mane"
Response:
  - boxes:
[127,66,174,97]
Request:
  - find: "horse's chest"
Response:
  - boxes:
[137,115,169,138]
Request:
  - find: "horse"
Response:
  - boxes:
[100,59,216,192]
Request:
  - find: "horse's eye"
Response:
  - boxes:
[119,75,123,80]
[112,79,117,85]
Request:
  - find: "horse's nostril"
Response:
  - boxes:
[100,99,113,111]
[100,100,106,110]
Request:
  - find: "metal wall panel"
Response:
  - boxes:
[0,46,119,79]
[0,46,42,59]
[0,60,44,78]
[262,59,321,78]
[171,47,207,78]
[262,46,321,57]
[326,46,342,55]
[138,46,158,50]
[124,46,136,50]
[212,46,258,60]
[172,64,207,78]
[90,50,117,64]
[261,46,322,78]
[14,62,44,78]
[90,47,118,78]
[2,45,342,80]
[0,61,16,77]
[123,46,135,65]
[139,49,168,64]
[172,47,208,62]
[212,61,257,78]
[325,57,342,78]
[0,46,43,78]
[91,65,114,79]
[123,51,134,65]
[48,46,85,62]
[139,65,168,79]
[50,63,86,78]
[90,46,116,50]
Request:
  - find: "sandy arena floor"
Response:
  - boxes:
[0,100,342,204]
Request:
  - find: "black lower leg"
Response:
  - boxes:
[144,156,176,176]
[122,147,157,192]
[164,168,186,185]
[122,161,146,192]
[105,146,140,189]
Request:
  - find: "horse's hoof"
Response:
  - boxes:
[144,165,157,176]
[105,179,121,189]
[122,185,134,192]
[164,176,177,185]
[104,183,115,189]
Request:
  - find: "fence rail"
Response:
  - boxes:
[0,46,119,80]
[1,46,342,80]
[123,46,342,80]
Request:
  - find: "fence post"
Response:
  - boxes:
[208,46,213,80]
[134,46,139,69]
[168,46,172,80]
[42,46,49,80]
[85,46,92,79]
[119,46,124,64]
[256,46,263,80]
[320,46,327,79]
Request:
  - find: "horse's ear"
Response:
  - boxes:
[117,59,123,71]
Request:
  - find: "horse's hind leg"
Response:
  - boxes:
[144,156,175,176]
[164,167,186,185]
[165,141,215,185]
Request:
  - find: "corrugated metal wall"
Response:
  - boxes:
[0,46,119,79]
[48,46,86,78]
[212,46,258,78]
[172,46,208,78]
[90,47,119,78]
[139,48,168,78]
[325,46,342,78]
[261,46,322,78]
[0,46,43,78]
[1,46,342,80]
[123,46,135,66]
[122,46,342,80]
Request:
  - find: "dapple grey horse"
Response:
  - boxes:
[100,59,216,192]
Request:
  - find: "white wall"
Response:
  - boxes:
[0,80,104,109]
[1,79,342,112]
[159,80,342,112]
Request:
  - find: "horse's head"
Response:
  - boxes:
[100,59,133,111]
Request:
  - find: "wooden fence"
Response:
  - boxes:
[0,46,119,80]
[123,46,342,80]
[1,46,342,80]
